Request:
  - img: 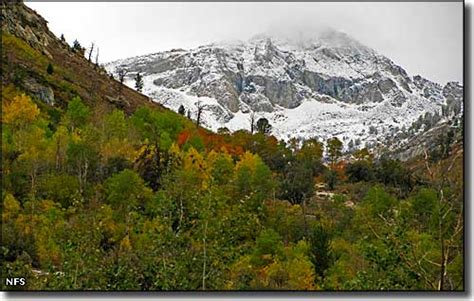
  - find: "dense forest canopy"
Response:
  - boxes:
[1,89,463,290]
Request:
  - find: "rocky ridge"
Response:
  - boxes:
[103,28,462,151]
[2,1,159,113]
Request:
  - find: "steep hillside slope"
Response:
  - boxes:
[1,1,159,113]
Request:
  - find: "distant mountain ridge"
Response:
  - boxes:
[106,28,463,151]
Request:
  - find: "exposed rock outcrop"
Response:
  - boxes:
[104,25,463,154]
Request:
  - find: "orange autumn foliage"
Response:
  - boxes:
[333,161,348,181]
[177,130,191,146]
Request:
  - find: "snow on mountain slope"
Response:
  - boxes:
[105,29,463,150]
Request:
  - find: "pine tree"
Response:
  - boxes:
[309,224,333,280]
[134,72,144,92]
[47,63,54,75]
[72,39,84,54]
[256,118,271,135]
[178,104,186,115]
[326,137,343,166]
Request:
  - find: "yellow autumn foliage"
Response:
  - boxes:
[2,94,40,127]
[183,147,210,188]
[101,138,137,162]
[2,193,21,221]
[235,151,259,174]
[16,126,49,160]
[119,235,132,252]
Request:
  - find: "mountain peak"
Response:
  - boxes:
[246,27,375,55]
[105,29,462,149]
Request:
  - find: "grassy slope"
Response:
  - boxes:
[2,32,159,112]
[1,2,167,116]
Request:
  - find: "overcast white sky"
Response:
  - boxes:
[26,2,463,85]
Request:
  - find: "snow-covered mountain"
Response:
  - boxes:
[105,29,463,150]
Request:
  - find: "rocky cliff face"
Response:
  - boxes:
[1,1,55,57]
[106,29,463,150]
[2,2,159,113]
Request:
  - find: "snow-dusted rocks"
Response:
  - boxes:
[105,29,463,149]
